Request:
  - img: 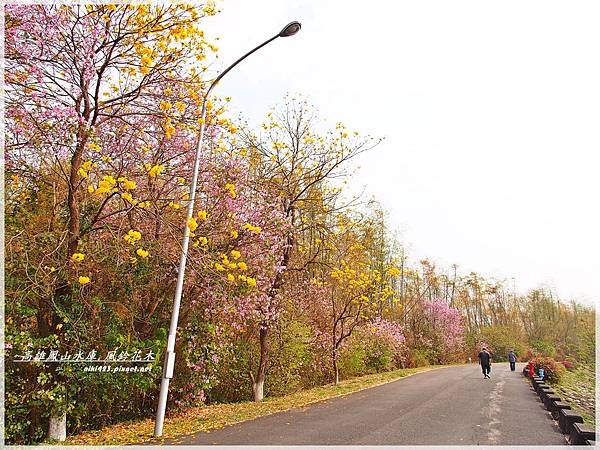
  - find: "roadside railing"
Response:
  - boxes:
[524,369,595,446]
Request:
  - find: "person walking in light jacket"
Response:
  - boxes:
[508,349,517,372]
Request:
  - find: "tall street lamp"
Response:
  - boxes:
[154,21,301,438]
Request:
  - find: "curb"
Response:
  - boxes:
[524,371,595,445]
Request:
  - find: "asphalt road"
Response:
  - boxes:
[168,363,566,445]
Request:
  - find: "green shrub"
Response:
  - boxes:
[364,339,394,373]
[5,330,162,444]
[529,340,556,358]
[478,326,527,362]
[265,321,314,397]
[338,344,367,378]
[202,331,255,404]
[408,348,433,368]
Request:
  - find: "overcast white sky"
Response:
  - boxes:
[202,0,599,305]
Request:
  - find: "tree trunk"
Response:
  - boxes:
[43,125,88,441]
[251,229,292,402]
[48,411,66,441]
[252,325,269,402]
[67,125,87,255]
[252,377,265,402]
[332,347,339,385]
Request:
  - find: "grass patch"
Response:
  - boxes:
[63,365,447,445]
[552,364,595,426]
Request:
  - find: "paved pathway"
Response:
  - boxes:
[166,363,566,445]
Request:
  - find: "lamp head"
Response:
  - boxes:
[279,21,301,37]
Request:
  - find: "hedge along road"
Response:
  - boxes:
[166,363,566,445]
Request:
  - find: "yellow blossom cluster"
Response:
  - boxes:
[348,274,371,290]
[136,248,149,258]
[121,192,137,205]
[117,177,137,190]
[330,264,372,292]
[163,117,176,139]
[235,274,257,286]
[220,253,238,270]
[202,1,218,16]
[379,286,396,301]
[175,101,186,114]
[187,217,198,232]
[242,223,262,234]
[225,183,236,198]
[71,253,85,262]
[140,55,153,73]
[14,190,30,203]
[372,269,382,283]
[79,276,91,285]
[214,251,253,286]
[193,236,208,248]
[94,175,117,195]
[135,41,154,74]
[171,23,196,40]
[78,160,95,178]
[123,229,142,245]
[147,164,165,177]
[197,210,208,221]
[386,267,401,277]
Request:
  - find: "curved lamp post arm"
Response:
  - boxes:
[206,34,278,98]
[153,20,301,438]
[206,21,302,97]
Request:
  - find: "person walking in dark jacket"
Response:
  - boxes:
[508,350,517,371]
[478,347,492,378]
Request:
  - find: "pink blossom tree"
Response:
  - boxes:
[422,298,465,363]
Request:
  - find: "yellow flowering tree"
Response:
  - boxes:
[235,97,382,400]
[307,209,401,384]
[5,2,222,440]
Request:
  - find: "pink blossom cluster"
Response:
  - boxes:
[369,317,406,349]
[424,298,465,351]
